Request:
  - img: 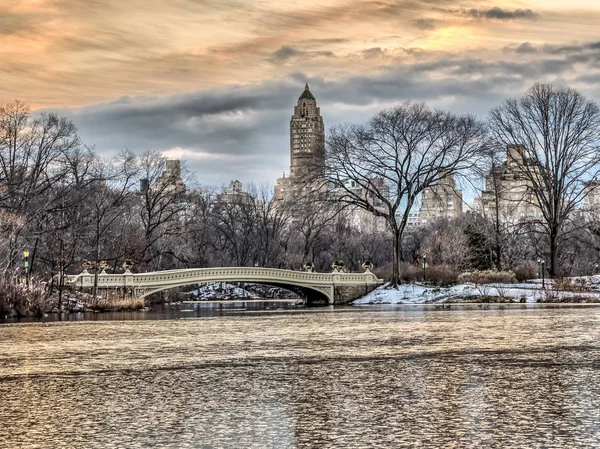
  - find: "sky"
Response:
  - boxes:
[2,0,600,187]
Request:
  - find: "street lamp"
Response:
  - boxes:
[422,254,427,282]
[537,259,545,289]
[23,250,29,286]
[595,262,599,275]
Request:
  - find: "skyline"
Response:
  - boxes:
[2,0,600,186]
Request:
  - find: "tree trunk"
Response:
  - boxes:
[58,239,64,312]
[92,242,100,304]
[549,227,558,278]
[392,231,401,287]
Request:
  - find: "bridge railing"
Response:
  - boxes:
[64,266,382,290]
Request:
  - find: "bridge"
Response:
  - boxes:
[64,266,383,305]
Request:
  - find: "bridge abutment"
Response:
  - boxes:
[333,283,379,305]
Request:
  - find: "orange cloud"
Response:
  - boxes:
[0,0,599,109]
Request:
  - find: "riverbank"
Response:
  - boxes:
[0,283,148,319]
[354,278,600,305]
[1,281,300,318]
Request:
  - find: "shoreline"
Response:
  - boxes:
[4,300,600,324]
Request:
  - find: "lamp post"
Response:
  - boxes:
[538,259,545,289]
[595,262,599,275]
[422,254,427,282]
[23,251,29,286]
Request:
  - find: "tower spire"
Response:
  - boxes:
[305,83,309,90]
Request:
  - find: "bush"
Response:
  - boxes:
[0,276,49,317]
[512,263,538,282]
[553,277,592,293]
[457,270,517,285]
[94,296,145,311]
[401,263,457,286]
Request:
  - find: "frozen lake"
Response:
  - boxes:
[1,304,600,448]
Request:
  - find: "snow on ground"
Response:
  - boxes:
[187,283,260,300]
[354,277,600,305]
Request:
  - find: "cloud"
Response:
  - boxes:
[543,41,600,55]
[361,47,385,58]
[270,46,302,62]
[39,38,600,187]
[504,42,537,54]
[466,7,538,20]
[268,46,335,63]
[298,38,349,45]
[0,10,44,36]
[412,18,437,30]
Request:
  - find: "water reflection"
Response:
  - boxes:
[3,299,302,323]
[1,306,600,447]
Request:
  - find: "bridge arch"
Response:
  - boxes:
[140,279,332,305]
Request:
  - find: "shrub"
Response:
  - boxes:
[425,265,458,286]
[400,263,457,286]
[0,276,49,317]
[94,296,145,311]
[457,269,517,285]
[553,277,592,293]
[512,263,537,282]
[400,263,421,283]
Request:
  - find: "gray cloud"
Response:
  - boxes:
[297,38,349,45]
[515,42,537,54]
[361,47,385,58]
[467,7,537,20]
[270,46,302,62]
[543,41,600,55]
[41,41,600,187]
[269,46,335,63]
[412,18,437,30]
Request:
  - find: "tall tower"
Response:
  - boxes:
[289,83,325,179]
[274,84,326,201]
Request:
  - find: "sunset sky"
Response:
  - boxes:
[2,0,600,186]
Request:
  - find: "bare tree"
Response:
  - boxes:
[324,102,485,286]
[488,83,600,277]
[136,151,188,270]
[87,152,138,299]
[251,183,290,268]
[0,100,81,268]
[212,187,260,267]
[284,196,344,270]
[178,186,217,267]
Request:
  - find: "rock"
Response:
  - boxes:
[71,303,84,312]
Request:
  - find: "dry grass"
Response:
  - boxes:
[0,276,49,317]
[457,270,517,285]
[93,296,145,311]
[553,277,593,293]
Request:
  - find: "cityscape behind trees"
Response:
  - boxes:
[2,82,600,302]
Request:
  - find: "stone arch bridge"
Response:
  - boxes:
[64,267,383,305]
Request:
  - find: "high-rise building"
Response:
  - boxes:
[275,84,325,201]
[274,84,388,232]
[419,170,463,225]
[218,180,255,205]
[583,180,600,212]
[476,145,543,222]
[289,83,325,179]
[155,159,186,194]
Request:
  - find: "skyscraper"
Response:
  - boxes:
[289,83,325,179]
[275,84,325,201]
